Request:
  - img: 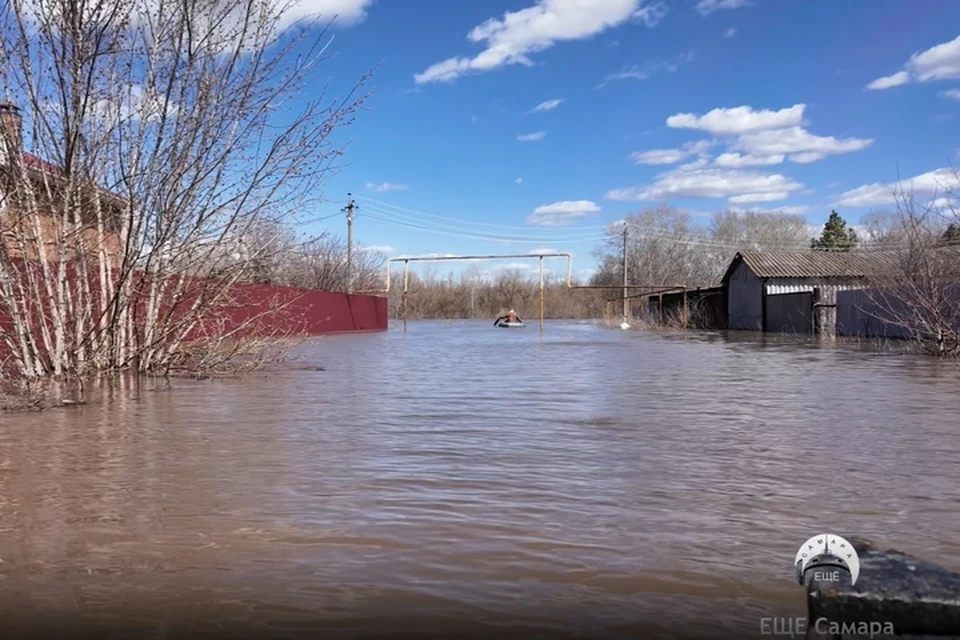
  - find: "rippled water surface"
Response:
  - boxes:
[1,320,959,638]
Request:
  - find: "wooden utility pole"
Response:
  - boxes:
[343,194,356,293]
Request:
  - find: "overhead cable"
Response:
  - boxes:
[360,210,609,244]
[360,204,607,240]
[354,194,613,232]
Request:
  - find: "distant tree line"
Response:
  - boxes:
[590,206,815,287]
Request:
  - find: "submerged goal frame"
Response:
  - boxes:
[358,253,690,330]
[376,253,573,330]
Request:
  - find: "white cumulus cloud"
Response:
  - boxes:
[92,83,179,123]
[732,126,873,163]
[724,27,737,38]
[413,0,668,84]
[866,71,910,90]
[360,245,397,255]
[517,131,547,142]
[394,252,458,260]
[941,89,960,101]
[665,103,872,165]
[515,177,524,184]
[365,181,409,192]
[728,192,791,204]
[730,205,810,216]
[601,50,695,84]
[298,0,373,25]
[866,34,960,90]
[695,0,751,17]
[495,262,541,271]
[530,98,564,112]
[667,104,805,136]
[605,160,803,204]
[713,152,785,168]
[629,140,711,165]
[615,102,867,201]
[834,168,960,207]
[527,200,601,226]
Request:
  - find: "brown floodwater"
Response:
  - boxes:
[0,320,958,639]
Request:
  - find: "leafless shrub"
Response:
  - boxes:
[863,177,960,356]
[665,296,712,330]
[0,376,46,410]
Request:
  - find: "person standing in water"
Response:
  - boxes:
[494,309,522,325]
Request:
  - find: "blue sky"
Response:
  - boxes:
[293,0,960,280]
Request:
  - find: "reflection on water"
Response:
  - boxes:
[1,320,959,638]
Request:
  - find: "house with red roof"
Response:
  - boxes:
[0,102,125,266]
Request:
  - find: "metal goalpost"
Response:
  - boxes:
[357,252,690,331]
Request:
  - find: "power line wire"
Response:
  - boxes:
[359,203,611,240]
[360,210,609,244]
[354,194,614,232]
[360,215,603,245]
[362,215,609,245]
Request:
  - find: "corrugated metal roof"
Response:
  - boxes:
[727,251,899,280]
[765,280,867,295]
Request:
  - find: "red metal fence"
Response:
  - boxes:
[219,281,388,336]
[0,261,388,372]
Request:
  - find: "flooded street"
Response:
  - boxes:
[1,320,959,639]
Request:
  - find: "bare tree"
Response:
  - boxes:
[707,209,809,267]
[0,0,369,383]
[592,205,714,289]
[492,269,527,310]
[859,210,905,248]
[258,233,385,292]
[592,207,819,289]
[864,181,960,356]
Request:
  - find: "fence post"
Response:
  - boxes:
[682,288,689,329]
[813,286,837,341]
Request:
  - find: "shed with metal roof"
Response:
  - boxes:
[721,251,896,332]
